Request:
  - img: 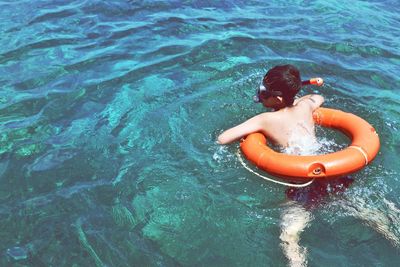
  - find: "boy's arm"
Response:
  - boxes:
[217,114,265,145]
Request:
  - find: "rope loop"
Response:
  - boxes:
[236,150,314,188]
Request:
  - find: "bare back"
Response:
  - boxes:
[260,102,316,147]
[217,94,324,149]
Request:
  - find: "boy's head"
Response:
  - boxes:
[259,64,302,108]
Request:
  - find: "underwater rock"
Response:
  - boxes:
[6,246,28,261]
[76,219,104,267]
[112,203,137,229]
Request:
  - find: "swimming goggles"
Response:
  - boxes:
[253,84,282,103]
[253,77,324,103]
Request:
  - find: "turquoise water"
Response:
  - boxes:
[1,0,399,266]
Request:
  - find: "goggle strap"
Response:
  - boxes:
[259,85,282,96]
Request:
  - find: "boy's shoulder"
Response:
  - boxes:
[294,94,325,111]
[257,109,286,125]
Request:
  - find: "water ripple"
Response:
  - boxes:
[0,1,400,266]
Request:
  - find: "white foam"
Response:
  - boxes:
[285,134,321,156]
[212,145,227,161]
[283,134,346,156]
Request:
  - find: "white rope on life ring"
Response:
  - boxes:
[236,150,314,188]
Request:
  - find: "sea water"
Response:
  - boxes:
[0,1,399,266]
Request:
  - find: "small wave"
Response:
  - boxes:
[28,9,77,26]
[27,148,77,173]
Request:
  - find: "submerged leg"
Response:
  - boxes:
[280,202,312,267]
[340,197,400,248]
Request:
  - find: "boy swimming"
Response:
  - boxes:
[217,64,325,266]
[217,64,324,150]
[217,64,398,266]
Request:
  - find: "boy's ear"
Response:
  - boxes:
[276,96,285,105]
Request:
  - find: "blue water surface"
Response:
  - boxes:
[0,1,399,266]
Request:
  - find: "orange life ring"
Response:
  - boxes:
[240,107,380,182]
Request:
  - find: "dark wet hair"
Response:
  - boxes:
[262,64,302,106]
